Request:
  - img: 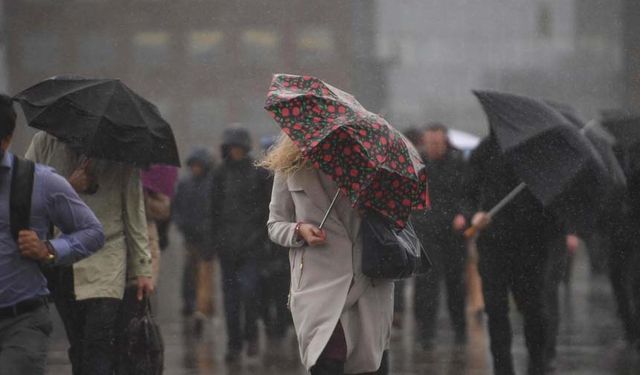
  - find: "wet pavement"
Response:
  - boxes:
[46,233,640,374]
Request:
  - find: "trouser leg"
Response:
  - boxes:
[0,305,52,375]
[220,256,242,354]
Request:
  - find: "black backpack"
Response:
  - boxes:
[9,156,35,241]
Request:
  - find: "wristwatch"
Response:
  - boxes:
[294,222,304,243]
[42,241,56,264]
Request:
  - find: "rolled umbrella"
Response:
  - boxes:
[265,74,429,229]
[13,75,180,167]
[465,90,609,237]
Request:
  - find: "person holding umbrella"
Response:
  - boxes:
[262,74,429,375]
[16,76,180,375]
[463,91,608,375]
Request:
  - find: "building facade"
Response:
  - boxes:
[376,0,625,135]
[5,0,384,157]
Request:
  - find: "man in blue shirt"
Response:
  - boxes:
[0,94,105,375]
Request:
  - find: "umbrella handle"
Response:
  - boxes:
[463,182,527,240]
[318,190,341,230]
[464,226,479,239]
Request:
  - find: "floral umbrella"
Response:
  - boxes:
[265,74,429,228]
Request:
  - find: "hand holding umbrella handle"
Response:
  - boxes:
[464,225,479,239]
[463,182,528,239]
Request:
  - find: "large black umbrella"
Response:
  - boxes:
[547,101,626,188]
[13,76,180,167]
[600,112,640,149]
[466,91,608,236]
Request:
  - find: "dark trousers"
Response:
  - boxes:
[414,233,467,344]
[310,323,389,375]
[0,304,52,375]
[220,255,259,353]
[543,237,569,362]
[55,296,121,375]
[606,226,640,344]
[478,235,551,375]
[259,270,291,339]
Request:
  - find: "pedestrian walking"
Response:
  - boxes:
[26,131,154,375]
[261,74,430,374]
[263,134,393,374]
[464,136,564,375]
[0,94,105,375]
[173,149,216,331]
[257,137,292,341]
[412,123,468,349]
[211,127,271,362]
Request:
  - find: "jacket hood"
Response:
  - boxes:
[186,148,213,168]
[221,127,252,151]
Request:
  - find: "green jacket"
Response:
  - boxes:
[25,132,151,300]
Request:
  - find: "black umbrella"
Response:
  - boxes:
[600,112,640,149]
[13,76,180,167]
[465,91,608,237]
[547,101,626,188]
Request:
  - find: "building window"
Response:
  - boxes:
[188,31,224,64]
[240,29,278,65]
[296,26,335,63]
[77,34,116,69]
[21,33,61,72]
[133,31,170,66]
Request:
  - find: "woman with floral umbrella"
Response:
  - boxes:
[261,74,428,375]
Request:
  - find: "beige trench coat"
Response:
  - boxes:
[25,132,152,301]
[268,168,394,374]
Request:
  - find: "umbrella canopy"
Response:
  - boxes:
[547,101,626,188]
[13,75,180,167]
[265,74,428,228]
[601,113,640,149]
[473,90,609,234]
[142,165,179,198]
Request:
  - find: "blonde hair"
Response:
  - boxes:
[258,133,307,175]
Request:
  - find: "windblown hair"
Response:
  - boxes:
[258,133,307,175]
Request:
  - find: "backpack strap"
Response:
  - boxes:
[10,156,35,241]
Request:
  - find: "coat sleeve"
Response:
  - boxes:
[267,171,305,248]
[123,169,152,278]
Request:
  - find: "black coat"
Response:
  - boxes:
[413,149,467,242]
[463,137,564,244]
[210,157,271,261]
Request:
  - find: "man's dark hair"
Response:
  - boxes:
[403,127,424,147]
[424,122,448,133]
[0,94,16,140]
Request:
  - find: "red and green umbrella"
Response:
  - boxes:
[264,74,429,229]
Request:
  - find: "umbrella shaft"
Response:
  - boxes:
[319,190,341,230]
[488,182,527,218]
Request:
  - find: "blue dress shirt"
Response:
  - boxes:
[0,152,104,308]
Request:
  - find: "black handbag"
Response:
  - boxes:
[123,296,164,375]
[362,212,432,279]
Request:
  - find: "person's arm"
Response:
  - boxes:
[43,170,105,265]
[267,171,305,248]
[123,169,152,278]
